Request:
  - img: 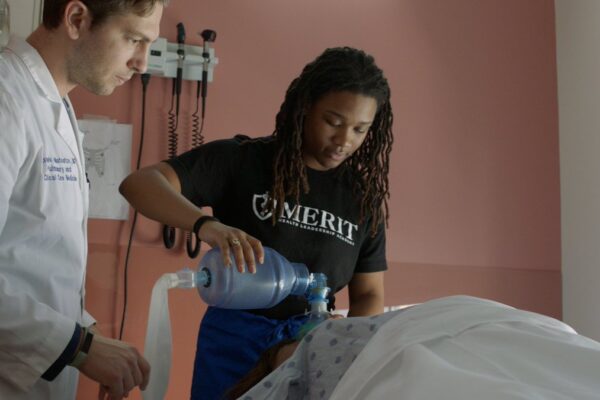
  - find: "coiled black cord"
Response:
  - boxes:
[167,78,179,162]
[163,78,178,249]
[191,80,205,148]
[185,80,205,258]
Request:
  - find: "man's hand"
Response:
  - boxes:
[77,333,150,400]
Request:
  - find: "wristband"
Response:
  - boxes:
[192,215,219,238]
[69,328,94,368]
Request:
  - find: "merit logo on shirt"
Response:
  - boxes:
[42,156,78,183]
[252,192,358,245]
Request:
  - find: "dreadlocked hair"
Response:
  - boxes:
[270,47,394,236]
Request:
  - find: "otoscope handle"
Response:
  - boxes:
[176,69,183,96]
[201,70,208,117]
[199,29,216,118]
[177,22,186,44]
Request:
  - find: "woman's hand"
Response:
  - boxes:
[197,219,264,273]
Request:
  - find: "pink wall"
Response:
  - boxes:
[71,1,559,398]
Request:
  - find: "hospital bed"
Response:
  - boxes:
[236,296,600,399]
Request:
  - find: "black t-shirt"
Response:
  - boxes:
[167,135,387,319]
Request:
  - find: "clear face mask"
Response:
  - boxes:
[0,0,9,51]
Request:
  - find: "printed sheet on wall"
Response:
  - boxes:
[79,118,132,220]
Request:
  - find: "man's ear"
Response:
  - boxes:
[63,1,92,40]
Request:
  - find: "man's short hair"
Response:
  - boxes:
[43,0,168,29]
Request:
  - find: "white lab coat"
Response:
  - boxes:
[0,37,94,399]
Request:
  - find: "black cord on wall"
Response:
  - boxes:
[119,73,151,340]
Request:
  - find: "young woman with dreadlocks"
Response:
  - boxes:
[119,46,394,399]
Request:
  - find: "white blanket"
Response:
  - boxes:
[239,296,600,399]
[329,296,600,400]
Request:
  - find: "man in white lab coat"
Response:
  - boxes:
[0,1,167,399]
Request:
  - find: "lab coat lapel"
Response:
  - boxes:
[53,100,81,160]
[13,37,83,165]
[63,95,90,210]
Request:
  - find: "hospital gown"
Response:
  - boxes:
[238,309,399,400]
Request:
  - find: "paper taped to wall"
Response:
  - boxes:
[79,118,132,220]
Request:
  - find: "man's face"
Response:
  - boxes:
[66,4,163,95]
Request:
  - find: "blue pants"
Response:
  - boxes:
[190,307,308,400]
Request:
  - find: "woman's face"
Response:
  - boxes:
[302,91,378,171]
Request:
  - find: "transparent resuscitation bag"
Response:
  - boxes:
[142,246,327,400]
